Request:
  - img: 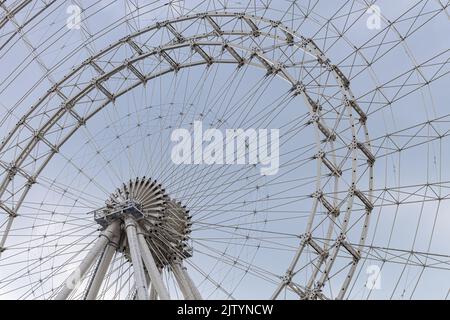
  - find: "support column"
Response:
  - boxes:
[172,262,195,300]
[149,284,158,300]
[181,265,202,300]
[85,228,120,300]
[124,216,149,300]
[144,270,158,300]
[55,221,120,300]
[143,265,160,300]
[136,224,170,300]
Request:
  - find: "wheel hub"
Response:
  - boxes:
[93,177,193,268]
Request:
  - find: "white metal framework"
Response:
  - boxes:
[0,0,449,300]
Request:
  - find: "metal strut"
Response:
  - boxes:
[136,224,170,300]
[84,229,120,300]
[172,262,202,300]
[124,216,149,300]
[55,221,120,300]
[172,262,195,300]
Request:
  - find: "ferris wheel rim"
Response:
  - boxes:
[0,11,374,299]
[1,1,448,300]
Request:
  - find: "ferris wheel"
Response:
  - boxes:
[0,0,449,300]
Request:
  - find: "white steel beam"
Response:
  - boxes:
[149,284,158,300]
[124,216,149,300]
[181,264,202,300]
[55,221,120,300]
[172,262,195,300]
[136,225,170,300]
[85,229,120,300]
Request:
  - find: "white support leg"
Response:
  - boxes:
[124,216,149,300]
[149,283,158,300]
[142,271,159,300]
[172,262,195,300]
[181,265,202,300]
[143,265,159,300]
[136,224,170,300]
[55,221,120,300]
[85,228,119,300]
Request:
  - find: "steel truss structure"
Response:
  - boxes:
[0,0,449,300]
